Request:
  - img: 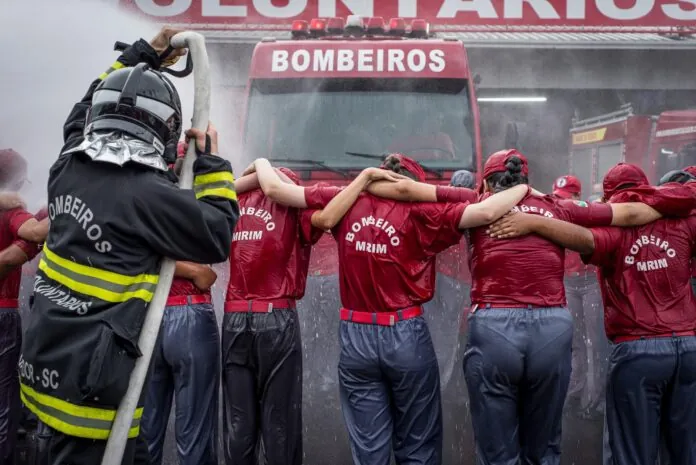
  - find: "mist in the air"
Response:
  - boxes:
[0,0,244,211]
[4,2,672,464]
[0,0,152,210]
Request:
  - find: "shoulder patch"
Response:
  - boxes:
[573,200,588,207]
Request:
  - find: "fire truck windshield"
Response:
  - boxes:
[244,77,475,173]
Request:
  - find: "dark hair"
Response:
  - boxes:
[382,156,418,181]
[450,170,475,189]
[614,183,638,193]
[485,156,529,193]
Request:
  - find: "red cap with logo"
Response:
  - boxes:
[552,175,582,199]
[480,149,529,192]
[380,153,426,182]
[603,163,649,200]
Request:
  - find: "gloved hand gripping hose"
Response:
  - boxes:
[101,31,211,465]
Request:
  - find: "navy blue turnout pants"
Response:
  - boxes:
[0,308,20,465]
[141,302,220,465]
[463,307,573,465]
[338,315,442,465]
[605,335,696,465]
[221,308,303,465]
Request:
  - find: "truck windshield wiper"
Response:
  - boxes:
[344,151,384,160]
[344,151,444,179]
[268,158,351,179]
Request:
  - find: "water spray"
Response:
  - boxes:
[101,30,211,464]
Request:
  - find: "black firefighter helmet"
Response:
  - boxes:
[85,63,182,164]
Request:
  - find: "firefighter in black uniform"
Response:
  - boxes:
[18,28,239,465]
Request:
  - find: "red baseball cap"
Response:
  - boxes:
[480,149,529,192]
[482,149,529,179]
[552,175,581,199]
[277,167,300,185]
[380,153,426,182]
[683,165,696,177]
[603,163,649,200]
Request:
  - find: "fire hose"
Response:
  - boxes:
[101,31,211,465]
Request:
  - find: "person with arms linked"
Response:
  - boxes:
[363,150,666,465]
[141,141,232,465]
[488,163,696,465]
[224,163,401,465]
[246,153,533,465]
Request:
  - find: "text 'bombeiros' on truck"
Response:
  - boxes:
[240,15,483,186]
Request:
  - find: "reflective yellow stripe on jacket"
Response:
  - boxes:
[38,247,159,303]
[20,383,143,440]
[194,171,237,201]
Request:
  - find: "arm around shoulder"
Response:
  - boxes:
[488,212,596,255]
[253,159,308,208]
[367,180,437,202]
[610,203,661,226]
[459,184,528,228]
[310,170,371,230]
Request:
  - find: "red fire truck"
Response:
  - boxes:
[569,104,696,195]
[651,110,696,178]
[241,16,482,178]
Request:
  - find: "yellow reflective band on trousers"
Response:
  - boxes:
[194,171,238,201]
[38,247,159,303]
[20,383,143,440]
